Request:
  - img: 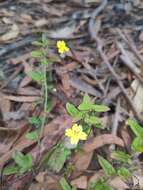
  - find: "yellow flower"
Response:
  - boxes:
[65,124,87,145]
[56,40,69,54]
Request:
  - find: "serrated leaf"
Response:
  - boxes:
[66,103,82,119]
[84,116,102,126]
[28,71,44,82]
[92,104,110,112]
[127,119,143,137]
[25,130,39,140]
[131,136,143,152]
[60,177,72,190]
[3,166,19,175]
[98,155,116,176]
[117,167,132,181]
[111,151,132,164]
[46,144,71,172]
[90,179,114,190]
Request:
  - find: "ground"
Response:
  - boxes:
[0,0,143,189]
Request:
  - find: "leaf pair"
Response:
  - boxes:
[4,151,33,175]
[98,155,131,181]
[66,94,109,128]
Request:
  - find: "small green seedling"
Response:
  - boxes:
[3,151,33,175]
[66,94,110,129]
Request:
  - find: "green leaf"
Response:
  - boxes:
[25,130,39,140]
[31,50,43,58]
[41,59,49,65]
[42,34,48,47]
[66,103,82,119]
[131,136,143,152]
[60,177,72,190]
[91,104,110,112]
[97,155,116,176]
[111,151,132,164]
[84,116,102,126]
[78,94,92,111]
[46,144,71,172]
[28,71,44,82]
[117,167,132,181]
[127,119,143,137]
[12,151,33,173]
[90,179,114,190]
[3,166,20,175]
[12,151,26,168]
[28,116,42,127]
[32,41,43,46]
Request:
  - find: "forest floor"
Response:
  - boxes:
[1,0,143,189]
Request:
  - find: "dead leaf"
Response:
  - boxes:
[0,24,19,42]
[131,79,143,113]
[108,177,129,190]
[83,134,124,153]
[0,115,72,168]
[73,151,93,171]
[71,176,88,189]
[4,95,39,102]
[69,74,101,97]
[35,18,47,27]
[0,92,11,113]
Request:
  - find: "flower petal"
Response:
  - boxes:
[79,131,87,140]
[70,136,79,145]
[65,129,73,137]
[72,124,83,132]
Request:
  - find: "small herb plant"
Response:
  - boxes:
[3,151,33,175]
[90,118,143,189]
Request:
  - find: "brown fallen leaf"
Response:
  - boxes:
[71,176,88,189]
[19,76,32,88]
[0,115,72,168]
[17,87,41,96]
[4,95,39,102]
[0,92,11,113]
[0,24,19,42]
[83,134,124,153]
[73,151,93,171]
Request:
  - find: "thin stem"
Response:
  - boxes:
[39,63,48,144]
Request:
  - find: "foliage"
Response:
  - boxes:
[4,151,33,175]
[90,179,114,190]
[128,119,143,152]
[97,155,116,176]
[60,177,77,190]
[66,94,110,129]
[45,143,71,172]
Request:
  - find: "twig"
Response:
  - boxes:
[117,29,143,66]
[116,41,143,85]
[88,3,143,125]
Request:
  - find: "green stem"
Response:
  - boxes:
[39,63,48,145]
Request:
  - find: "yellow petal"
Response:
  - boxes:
[70,136,79,145]
[65,128,73,137]
[79,131,87,140]
[72,124,83,132]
